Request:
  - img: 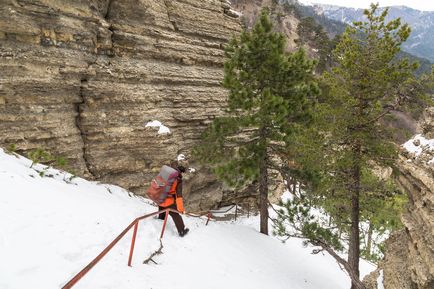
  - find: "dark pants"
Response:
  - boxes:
[158,204,185,234]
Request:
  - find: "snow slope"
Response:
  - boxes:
[0,149,375,289]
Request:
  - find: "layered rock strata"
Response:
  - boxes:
[0,0,241,207]
[364,108,434,289]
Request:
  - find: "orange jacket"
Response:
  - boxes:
[159,176,185,213]
[159,180,177,207]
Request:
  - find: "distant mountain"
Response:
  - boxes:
[291,1,347,38]
[233,1,432,75]
[311,4,434,62]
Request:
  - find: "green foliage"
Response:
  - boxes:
[195,9,318,188]
[274,197,343,251]
[397,51,433,77]
[274,3,428,270]
[325,0,421,242]
[4,143,17,156]
[293,2,347,37]
[316,2,422,175]
[407,66,434,119]
[28,148,55,168]
[27,148,69,171]
[293,1,433,76]
[296,17,333,72]
[275,168,406,262]
[360,191,406,262]
[282,2,300,17]
[7,143,17,153]
[55,156,68,169]
[314,1,421,256]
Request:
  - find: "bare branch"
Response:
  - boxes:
[143,240,164,265]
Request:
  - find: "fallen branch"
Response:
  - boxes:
[143,240,164,265]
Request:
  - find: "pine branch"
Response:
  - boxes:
[268,200,282,216]
[354,84,416,129]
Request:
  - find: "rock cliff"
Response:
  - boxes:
[364,108,434,289]
[0,0,241,210]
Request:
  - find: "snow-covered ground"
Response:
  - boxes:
[0,149,375,289]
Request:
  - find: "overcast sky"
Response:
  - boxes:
[299,0,434,11]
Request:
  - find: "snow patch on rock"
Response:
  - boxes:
[376,270,385,289]
[145,120,171,135]
[177,154,186,161]
[402,134,434,163]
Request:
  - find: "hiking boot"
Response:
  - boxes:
[179,228,189,237]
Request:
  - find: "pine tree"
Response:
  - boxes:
[195,9,318,235]
[274,4,428,289]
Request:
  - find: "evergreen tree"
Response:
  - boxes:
[195,9,318,235]
[274,4,428,289]
[296,16,333,72]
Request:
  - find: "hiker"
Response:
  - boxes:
[158,160,189,237]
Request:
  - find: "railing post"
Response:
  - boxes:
[160,210,169,239]
[128,221,139,267]
[206,212,212,226]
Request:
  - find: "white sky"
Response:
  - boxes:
[299,0,434,11]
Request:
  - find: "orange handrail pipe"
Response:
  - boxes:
[62,206,223,289]
[61,208,180,289]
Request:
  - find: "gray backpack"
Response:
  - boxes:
[146,165,179,204]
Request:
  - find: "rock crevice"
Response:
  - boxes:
[162,0,178,31]
[76,76,94,178]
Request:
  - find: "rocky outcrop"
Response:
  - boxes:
[230,0,300,51]
[0,0,241,209]
[393,158,433,289]
[364,108,434,289]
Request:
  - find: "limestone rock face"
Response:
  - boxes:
[394,157,434,289]
[0,0,241,208]
[364,108,434,289]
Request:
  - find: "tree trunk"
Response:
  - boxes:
[348,189,360,289]
[259,155,269,235]
[317,241,366,289]
[348,146,361,289]
[366,222,373,259]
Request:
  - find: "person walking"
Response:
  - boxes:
[158,160,189,237]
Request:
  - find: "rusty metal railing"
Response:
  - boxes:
[185,203,239,224]
[209,203,239,221]
[61,208,200,289]
[61,204,240,288]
